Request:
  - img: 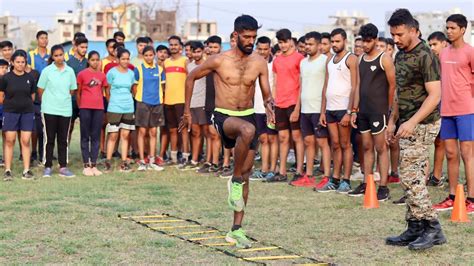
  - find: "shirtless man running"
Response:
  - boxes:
[182,15,274,248]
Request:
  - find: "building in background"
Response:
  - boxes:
[182,19,217,41]
[144,10,176,41]
[0,14,40,50]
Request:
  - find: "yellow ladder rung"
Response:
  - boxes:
[237,246,280,252]
[170,230,219,236]
[151,225,201,230]
[125,215,168,219]
[205,242,235,247]
[243,255,301,261]
[139,219,184,223]
[189,235,226,241]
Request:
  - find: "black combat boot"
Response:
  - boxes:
[408,219,447,250]
[385,220,424,246]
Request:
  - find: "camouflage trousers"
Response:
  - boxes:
[399,120,441,221]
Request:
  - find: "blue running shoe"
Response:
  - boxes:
[43,167,52,178]
[316,180,338,193]
[59,167,75,178]
[336,181,351,194]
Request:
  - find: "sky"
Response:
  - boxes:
[0,0,472,36]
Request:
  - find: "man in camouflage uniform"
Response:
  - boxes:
[384,9,447,251]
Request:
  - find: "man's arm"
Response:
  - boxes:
[319,56,331,127]
[382,53,396,110]
[258,60,275,124]
[346,54,358,112]
[350,55,361,128]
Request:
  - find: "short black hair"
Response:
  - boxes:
[136,37,149,45]
[276,28,292,41]
[386,38,395,46]
[113,42,125,50]
[168,35,182,43]
[305,31,322,43]
[272,43,280,54]
[330,28,347,39]
[321,32,331,41]
[0,41,13,49]
[117,47,130,59]
[75,37,88,46]
[359,23,378,40]
[446,14,468,29]
[297,36,305,44]
[156,45,170,53]
[387,8,417,28]
[257,36,271,45]
[0,59,9,66]
[73,32,85,40]
[184,41,193,47]
[428,31,447,42]
[378,37,387,44]
[207,35,222,45]
[355,37,362,42]
[229,32,234,40]
[36,30,48,39]
[106,38,116,47]
[191,41,204,51]
[234,15,260,33]
[142,46,155,55]
[113,31,125,40]
[145,36,153,43]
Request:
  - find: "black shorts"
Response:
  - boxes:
[135,102,165,128]
[326,110,347,123]
[191,107,207,125]
[107,112,135,133]
[358,113,387,135]
[255,113,277,136]
[275,105,300,131]
[211,110,258,150]
[164,104,184,129]
[300,113,329,138]
[205,110,213,125]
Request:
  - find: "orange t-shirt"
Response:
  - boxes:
[164,56,187,105]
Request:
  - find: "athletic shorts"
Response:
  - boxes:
[205,110,213,125]
[211,110,258,150]
[2,112,35,132]
[107,112,135,133]
[275,105,300,131]
[326,110,347,123]
[255,113,277,136]
[358,113,387,135]
[164,104,184,129]
[135,102,165,128]
[300,113,328,138]
[440,114,474,141]
[191,107,207,125]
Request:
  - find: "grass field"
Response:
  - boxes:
[0,128,473,264]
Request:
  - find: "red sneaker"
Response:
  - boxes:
[433,197,454,211]
[314,176,330,189]
[466,200,474,214]
[388,174,400,184]
[154,156,165,166]
[290,174,312,187]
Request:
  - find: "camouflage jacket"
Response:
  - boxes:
[395,41,441,124]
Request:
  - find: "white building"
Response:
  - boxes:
[183,19,217,41]
[49,11,84,45]
[0,14,40,50]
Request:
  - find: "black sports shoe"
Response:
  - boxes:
[348,182,366,197]
[427,174,444,187]
[4,170,13,181]
[264,173,288,183]
[377,186,391,201]
[104,160,112,172]
[22,170,35,180]
[393,195,407,205]
[288,173,303,184]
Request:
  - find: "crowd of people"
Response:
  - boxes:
[0,8,472,250]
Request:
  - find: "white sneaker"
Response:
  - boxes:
[287,149,296,164]
[137,162,147,171]
[351,168,364,181]
[148,163,164,171]
[374,172,381,181]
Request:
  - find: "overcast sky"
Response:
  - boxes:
[1,0,472,35]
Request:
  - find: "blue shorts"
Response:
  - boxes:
[440,114,474,141]
[2,112,35,132]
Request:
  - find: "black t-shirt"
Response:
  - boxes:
[0,71,36,113]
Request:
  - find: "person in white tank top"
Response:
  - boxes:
[318,28,358,193]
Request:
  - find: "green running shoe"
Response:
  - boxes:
[227,178,245,212]
[225,228,252,248]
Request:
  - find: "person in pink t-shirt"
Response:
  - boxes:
[265,29,305,183]
[76,51,110,177]
[433,14,474,214]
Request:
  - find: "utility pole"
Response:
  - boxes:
[196,0,200,40]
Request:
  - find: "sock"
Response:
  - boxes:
[23,169,29,174]
[467,197,474,202]
[332,177,340,185]
[149,156,155,163]
[231,176,242,183]
[448,194,455,201]
[171,151,178,163]
[231,225,241,231]
[182,152,190,162]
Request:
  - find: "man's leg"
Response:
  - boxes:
[374,132,389,186]
[268,134,278,172]
[432,135,445,181]
[138,127,147,160]
[460,141,474,198]
[291,128,305,175]
[277,129,290,176]
[328,123,341,179]
[259,133,270,172]
[191,124,202,163]
[303,135,315,176]
[159,126,169,159]
[338,123,353,180]
[316,137,331,177]
[361,132,375,179]
[148,127,158,159]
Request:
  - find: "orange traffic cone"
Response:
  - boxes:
[363,174,379,209]
[451,184,470,222]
